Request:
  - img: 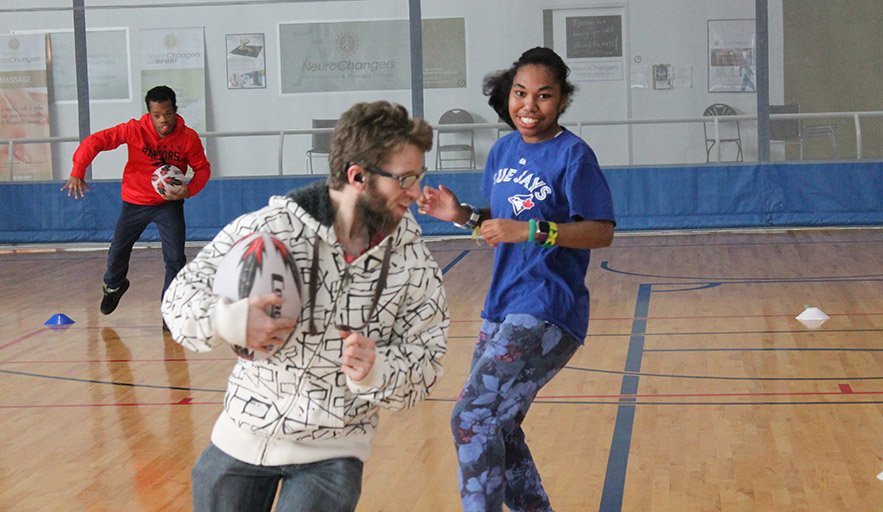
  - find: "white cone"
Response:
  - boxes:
[796,307,830,329]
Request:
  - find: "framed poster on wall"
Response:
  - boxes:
[13,27,131,103]
[140,27,206,132]
[708,19,756,92]
[0,33,52,181]
[653,64,673,89]
[277,18,466,94]
[562,14,623,81]
[226,33,266,89]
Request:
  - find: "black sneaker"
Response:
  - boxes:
[100,279,130,315]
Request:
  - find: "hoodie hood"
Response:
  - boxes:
[277,180,421,334]
[281,180,422,250]
[138,112,187,142]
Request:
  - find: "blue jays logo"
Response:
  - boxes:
[508,194,536,215]
[495,160,552,216]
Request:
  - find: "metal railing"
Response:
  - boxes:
[3,135,79,181]
[689,110,883,163]
[4,111,882,180]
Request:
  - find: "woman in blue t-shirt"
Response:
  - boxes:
[418,47,616,512]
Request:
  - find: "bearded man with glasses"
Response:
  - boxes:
[162,101,449,512]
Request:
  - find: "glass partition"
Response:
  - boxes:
[1,0,880,183]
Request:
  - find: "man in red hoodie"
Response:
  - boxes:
[61,86,211,328]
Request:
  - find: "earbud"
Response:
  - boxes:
[354,174,363,183]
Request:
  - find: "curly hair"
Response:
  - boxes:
[144,85,177,110]
[482,47,576,130]
[326,101,433,190]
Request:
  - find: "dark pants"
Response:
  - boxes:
[104,200,186,300]
[191,443,363,512]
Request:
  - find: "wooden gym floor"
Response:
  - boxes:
[2,228,883,511]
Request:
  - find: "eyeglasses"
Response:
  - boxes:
[358,163,427,189]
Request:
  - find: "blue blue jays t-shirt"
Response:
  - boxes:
[481,129,615,342]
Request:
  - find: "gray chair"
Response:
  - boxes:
[435,109,476,170]
[770,103,836,160]
[306,119,337,173]
[703,103,743,162]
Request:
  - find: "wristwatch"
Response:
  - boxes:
[533,220,550,245]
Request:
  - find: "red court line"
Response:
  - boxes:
[0,399,222,409]
[537,389,883,400]
[6,388,881,410]
[583,312,883,321]
[0,329,51,351]
[451,312,883,323]
[0,358,233,364]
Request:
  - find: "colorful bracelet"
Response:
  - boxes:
[542,221,559,247]
[454,203,481,230]
[527,218,557,247]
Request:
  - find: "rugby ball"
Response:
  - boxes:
[151,164,186,197]
[212,232,303,360]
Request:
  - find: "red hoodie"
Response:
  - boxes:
[71,113,211,205]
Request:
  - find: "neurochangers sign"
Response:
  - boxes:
[278,18,465,94]
[140,27,207,132]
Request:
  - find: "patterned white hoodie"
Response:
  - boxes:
[162,181,449,466]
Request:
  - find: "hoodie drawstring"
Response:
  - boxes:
[307,235,393,335]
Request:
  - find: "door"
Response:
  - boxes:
[548,6,630,166]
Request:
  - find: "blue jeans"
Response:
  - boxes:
[104,200,186,300]
[451,314,580,512]
[191,443,363,512]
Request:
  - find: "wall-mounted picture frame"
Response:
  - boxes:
[226,33,266,89]
[708,19,756,92]
[653,64,673,89]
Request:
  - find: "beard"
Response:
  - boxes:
[353,182,401,239]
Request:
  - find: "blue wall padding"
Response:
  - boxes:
[1,161,880,244]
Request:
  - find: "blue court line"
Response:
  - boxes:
[441,250,470,274]
[598,283,652,511]
[591,268,883,510]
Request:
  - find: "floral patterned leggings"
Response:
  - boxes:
[451,314,581,512]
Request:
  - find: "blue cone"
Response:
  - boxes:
[45,313,75,326]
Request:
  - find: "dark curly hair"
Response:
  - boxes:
[327,101,432,190]
[483,47,576,130]
[144,85,177,110]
